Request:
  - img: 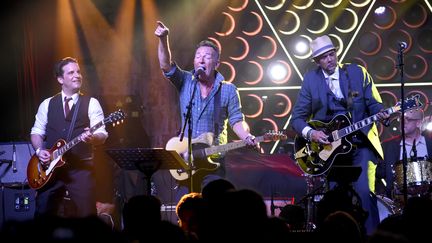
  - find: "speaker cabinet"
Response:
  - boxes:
[0,187,36,228]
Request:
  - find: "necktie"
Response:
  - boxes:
[64,97,72,117]
[328,77,342,98]
[328,77,336,94]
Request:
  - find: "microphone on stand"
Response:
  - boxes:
[193,67,206,79]
[12,143,17,173]
[410,139,417,161]
[399,41,408,50]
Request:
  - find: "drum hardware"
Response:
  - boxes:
[392,157,432,195]
[297,175,326,232]
[376,194,401,222]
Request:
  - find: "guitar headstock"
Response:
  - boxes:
[105,109,126,126]
[394,94,423,112]
[263,130,288,142]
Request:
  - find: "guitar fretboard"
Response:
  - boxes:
[337,107,394,139]
[204,136,267,155]
[53,118,109,159]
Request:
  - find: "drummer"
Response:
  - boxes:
[376,108,432,198]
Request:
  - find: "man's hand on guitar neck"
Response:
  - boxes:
[244,134,261,152]
[80,127,107,145]
[376,109,391,126]
[80,127,94,144]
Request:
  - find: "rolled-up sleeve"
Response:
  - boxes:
[30,98,51,136]
[89,98,108,136]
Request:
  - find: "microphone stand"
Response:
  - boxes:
[397,44,408,204]
[179,80,198,193]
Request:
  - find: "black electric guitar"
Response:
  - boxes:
[294,94,422,176]
[27,110,126,189]
[166,131,287,181]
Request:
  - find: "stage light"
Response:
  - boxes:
[425,122,432,131]
[373,5,396,30]
[294,41,309,55]
[268,62,287,82]
[374,6,386,15]
[422,116,432,132]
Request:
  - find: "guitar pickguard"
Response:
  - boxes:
[294,115,353,175]
[166,131,287,184]
[293,95,423,176]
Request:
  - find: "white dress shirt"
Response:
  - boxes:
[31,91,108,137]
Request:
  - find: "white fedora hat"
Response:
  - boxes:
[310,35,336,58]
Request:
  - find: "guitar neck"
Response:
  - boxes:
[56,120,105,157]
[337,107,395,139]
[203,135,265,156]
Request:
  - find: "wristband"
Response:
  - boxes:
[35,148,41,156]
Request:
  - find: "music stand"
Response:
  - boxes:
[326,165,363,205]
[327,166,362,185]
[106,148,188,196]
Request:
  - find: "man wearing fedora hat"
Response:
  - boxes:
[291,35,389,235]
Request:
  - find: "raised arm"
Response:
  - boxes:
[155,21,172,72]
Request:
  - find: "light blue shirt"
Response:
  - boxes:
[164,63,244,145]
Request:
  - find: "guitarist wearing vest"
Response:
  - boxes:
[30,57,108,218]
[155,21,259,200]
[291,35,389,235]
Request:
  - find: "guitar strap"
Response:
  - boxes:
[213,82,223,145]
[66,96,81,142]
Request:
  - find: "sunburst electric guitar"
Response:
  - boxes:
[294,94,422,176]
[27,110,126,189]
[166,131,287,181]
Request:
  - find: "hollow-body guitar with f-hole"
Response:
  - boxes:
[294,94,423,176]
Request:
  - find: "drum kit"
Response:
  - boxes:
[377,156,432,222]
[392,156,432,196]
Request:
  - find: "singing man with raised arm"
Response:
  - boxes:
[154,21,259,200]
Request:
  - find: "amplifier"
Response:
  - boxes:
[0,186,36,228]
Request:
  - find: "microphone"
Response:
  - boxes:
[410,139,417,161]
[399,41,408,50]
[194,66,206,79]
[12,143,17,173]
